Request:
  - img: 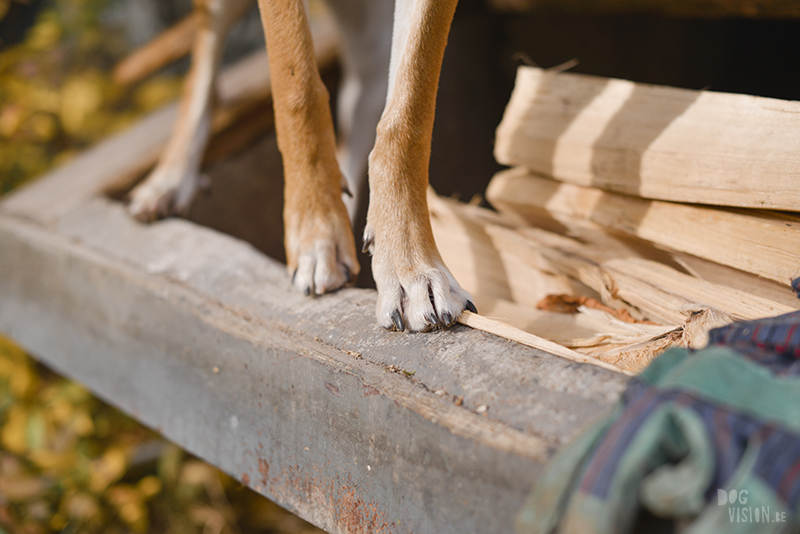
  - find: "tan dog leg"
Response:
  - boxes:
[364,0,474,332]
[256,0,359,294]
[129,0,251,221]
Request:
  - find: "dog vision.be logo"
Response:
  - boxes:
[717,489,787,524]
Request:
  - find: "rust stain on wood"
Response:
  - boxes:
[258,458,270,486]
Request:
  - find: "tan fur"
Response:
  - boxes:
[256,0,359,294]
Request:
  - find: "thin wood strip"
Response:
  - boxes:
[458,311,634,376]
[494,67,800,211]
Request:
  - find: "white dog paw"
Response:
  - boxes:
[290,238,359,296]
[286,212,359,296]
[128,167,201,222]
[364,226,476,332]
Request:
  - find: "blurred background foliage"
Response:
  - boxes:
[0,0,183,194]
[0,335,323,534]
[0,1,322,532]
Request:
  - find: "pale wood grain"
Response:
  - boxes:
[495,67,800,211]
[487,168,800,285]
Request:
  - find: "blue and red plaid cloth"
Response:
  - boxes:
[517,278,800,534]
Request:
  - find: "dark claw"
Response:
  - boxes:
[442,312,454,326]
[304,286,311,297]
[426,313,439,326]
[361,235,374,255]
[466,300,477,313]
[342,183,353,197]
[292,269,298,284]
[391,309,404,331]
[342,263,351,283]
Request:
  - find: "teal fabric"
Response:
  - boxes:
[516,346,800,534]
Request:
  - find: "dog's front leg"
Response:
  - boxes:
[364,0,475,332]
[129,0,252,221]
[256,0,359,295]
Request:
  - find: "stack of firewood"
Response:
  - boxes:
[435,66,800,373]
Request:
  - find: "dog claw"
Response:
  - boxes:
[391,309,404,331]
[442,311,454,327]
[362,234,374,255]
[304,286,311,296]
[466,300,477,313]
[342,183,353,198]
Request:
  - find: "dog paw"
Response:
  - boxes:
[364,226,475,332]
[128,167,201,222]
[286,212,359,296]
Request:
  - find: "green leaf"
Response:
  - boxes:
[25,410,46,450]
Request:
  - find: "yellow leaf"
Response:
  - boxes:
[25,410,46,450]
[62,491,100,521]
[9,358,38,399]
[49,396,73,424]
[180,459,216,487]
[1,405,29,454]
[26,18,62,51]
[50,512,67,531]
[108,484,148,532]
[26,112,59,142]
[133,76,182,113]
[60,74,104,136]
[71,409,94,437]
[88,446,128,493]
[0,104,25,138]
[29,446,78,472]
[0,334,27,365]
[136,475,162,500]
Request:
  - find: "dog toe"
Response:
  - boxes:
[291,238,359,296]
[128,167,199,222]
[375,264,472,333]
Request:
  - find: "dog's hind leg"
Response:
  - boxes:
[256,0,359,295]
[129,0,252,221]
[325,0,393,228]
[364,0,474,332]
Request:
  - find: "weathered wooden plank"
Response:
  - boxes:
[488,0,800,18]
[494,67,800,211]
[487,168,800,286]
[0,198,626,533]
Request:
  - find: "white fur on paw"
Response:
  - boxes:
[128,167,200,222]
[374,261,475,333]
[291,239,359,296]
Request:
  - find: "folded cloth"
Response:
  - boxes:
[516,279,800,534]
